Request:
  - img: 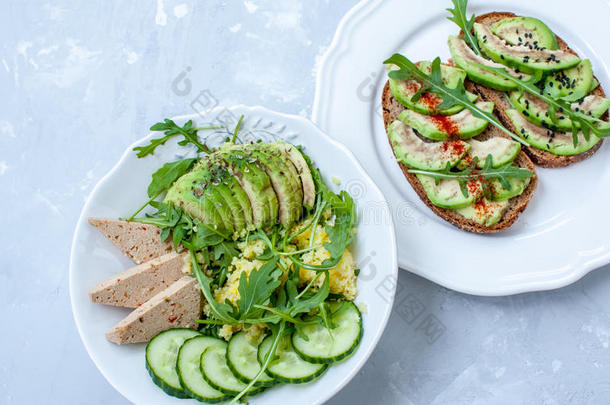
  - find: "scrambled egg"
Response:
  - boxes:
[204,217,357,340]
[292,223,358,301]
[214,257,265,306]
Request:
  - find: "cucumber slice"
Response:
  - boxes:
[226,331,276,387]
[145,328,200,398]
[176,336,231,403]
[257,334,328,384]
[200,342,265,396]
[292,302,363,364]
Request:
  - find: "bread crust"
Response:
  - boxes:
[470,12,607,168]
[381,80,537,233]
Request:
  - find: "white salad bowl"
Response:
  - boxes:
[69,105,398,404]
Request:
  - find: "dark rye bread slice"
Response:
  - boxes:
[468,12,608,168]
[381,80,537,233]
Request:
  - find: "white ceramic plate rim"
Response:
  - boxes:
[69,105,397,404]
[312,0,610,296]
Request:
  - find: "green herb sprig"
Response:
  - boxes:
[231,115,244,143]
[384,54,530,146]
[446,0,480,55]
[408,155,534,198]
[474,64,610,146]
[126,158,197,220]
[133,119,222,157]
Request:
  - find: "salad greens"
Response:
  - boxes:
[446,0,480,55]
[133,118,222,157]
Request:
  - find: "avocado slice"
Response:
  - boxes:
[231,143,303,226]
[417,175,481,209]
[198,157,254,233]
[164,166,231,234]
[457,137,521,169]
[506,109,601,155]
[590,78,600,93]
[268,141,316,210]
[507,91,610,132]
[215,147,279,229]
[398,101,494,141]
[489,177,531,202]
[448,36,530,92]
[387,120,470,170]
[388,61,478,115]
[455,198,510,226]
[490,16,559,50]
[542,60,593,102]
[474,23,580,73]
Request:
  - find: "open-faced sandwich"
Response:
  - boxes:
[381,0,610,233]
[88,117,362,402]
[447,2,610,167]
[382,57,537,233]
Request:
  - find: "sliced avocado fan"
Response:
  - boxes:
[164,165,234,235]
[268,141,316,210]
[215,146,279,229]
[164,141,320,234]
[199,157,254,232]
[229,143,303,226]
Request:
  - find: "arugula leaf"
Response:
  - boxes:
[231,114,245,144]
[190,219,228,249]
[322,191,356,268]
[129,202,229,251]
[127,158,196,221]
[384,54,530,146]
[235,258,282,320]
[212,241,239,269]
[446,0,480,55]
[288,273,330,317]
[287,190,356,272]
[147,158,197,198]
[133,119,222,157]
[408,154,534,198]
[474,63,610,146]
[190,250,237,325]
[129,202,182,229]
